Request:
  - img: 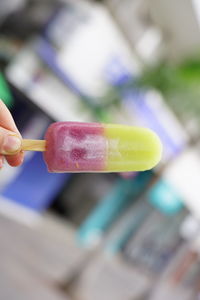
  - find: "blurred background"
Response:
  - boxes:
[1,0,200,299]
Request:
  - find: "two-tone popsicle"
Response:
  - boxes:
[21,122,162,173]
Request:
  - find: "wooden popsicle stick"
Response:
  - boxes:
[21,139,46,152]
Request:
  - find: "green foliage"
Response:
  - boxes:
[135,57,200,122]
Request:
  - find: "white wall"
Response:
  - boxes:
[148,0,200,61]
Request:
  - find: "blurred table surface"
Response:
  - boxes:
[0,211,86,300]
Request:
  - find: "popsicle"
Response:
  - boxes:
[21,122,162,173]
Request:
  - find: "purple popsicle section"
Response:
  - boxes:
[44,122,106,172]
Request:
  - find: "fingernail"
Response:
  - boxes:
[2,135,21,154]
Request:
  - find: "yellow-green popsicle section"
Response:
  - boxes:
[105,124,162,172]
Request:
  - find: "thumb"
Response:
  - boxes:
[0,127,22,155]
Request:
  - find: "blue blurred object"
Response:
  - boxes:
[1,151,70,212]
[104,55,132,86]
[148,179,183,215]
[77,171,153,247]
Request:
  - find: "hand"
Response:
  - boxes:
[0,100,24,167]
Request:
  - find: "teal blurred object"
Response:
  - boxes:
[0,73,14,108]
[77,171,153,247]
[148,179,183,215]
[105,202,151,255]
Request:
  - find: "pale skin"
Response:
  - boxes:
[0,100,24,167]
